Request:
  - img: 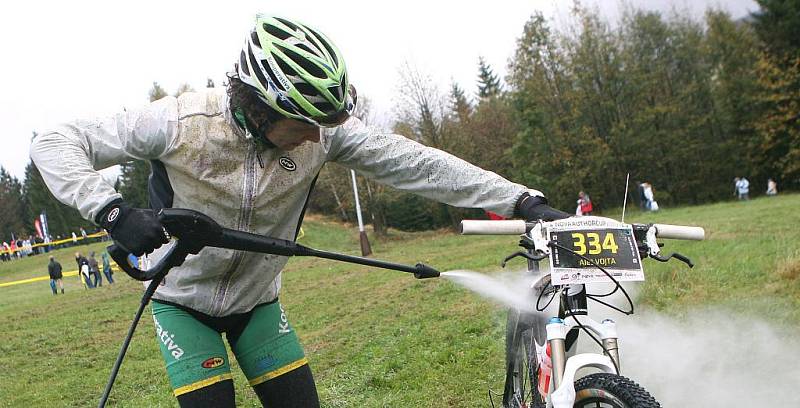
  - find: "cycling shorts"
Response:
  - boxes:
[151,299,307,397]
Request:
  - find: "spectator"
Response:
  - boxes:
[636,181,646,210]
[766,178,778,196]
[101,252,114,284]
[48,256,64,295]
[34,235,44,254]
[734,177,750,200]
[88,251,102,287]
[71,232,78,246]
[577,191,593,216]
[642,182,658,211]
[75,252,93,289]
[485,211,506,220]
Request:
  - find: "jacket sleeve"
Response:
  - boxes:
[325,117,536,218]
[29,96,179,222]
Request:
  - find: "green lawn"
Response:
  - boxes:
[1,195,798,407]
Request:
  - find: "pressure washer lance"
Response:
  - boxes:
[98,208,440,407]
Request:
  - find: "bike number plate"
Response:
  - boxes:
[545,217,644,285]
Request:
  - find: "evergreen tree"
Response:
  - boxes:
[0,167,27,240]
[477,56,501,98]
[752,0,800,59]
[149,82,167,101]
[449,82,472,123]
[174,83,195,97]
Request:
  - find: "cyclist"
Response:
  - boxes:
[30,15,556,408]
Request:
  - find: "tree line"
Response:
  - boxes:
[2,1,797,238]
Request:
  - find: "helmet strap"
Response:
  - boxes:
[234,108,276,149]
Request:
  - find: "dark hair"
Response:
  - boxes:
[226,71,284,133]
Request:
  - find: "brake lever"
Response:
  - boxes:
[501,250,547,268]
[650,252,694,268]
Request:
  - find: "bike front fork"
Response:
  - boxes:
[545,316,620,407]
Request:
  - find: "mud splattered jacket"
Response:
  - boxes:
[30,88,532,316]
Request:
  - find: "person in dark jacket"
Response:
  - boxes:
[48,256,64,294]
[88,251,102,287]
[75,252,93,289]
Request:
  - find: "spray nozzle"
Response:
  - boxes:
[414,263,440,279]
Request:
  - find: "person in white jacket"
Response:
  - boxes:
[30,15,565,408]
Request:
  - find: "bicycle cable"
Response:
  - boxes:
[535,280,559,312]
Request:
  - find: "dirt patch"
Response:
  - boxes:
[777,256,800,281]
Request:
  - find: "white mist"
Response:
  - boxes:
[442,270,800,407]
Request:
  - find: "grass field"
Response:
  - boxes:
[1,194,798,407]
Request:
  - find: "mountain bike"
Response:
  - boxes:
[460,215,704,408]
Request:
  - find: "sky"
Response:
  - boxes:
[0,0,759,181]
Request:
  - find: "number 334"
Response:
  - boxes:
[571,232,619,255]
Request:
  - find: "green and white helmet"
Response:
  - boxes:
[237,15,355,127]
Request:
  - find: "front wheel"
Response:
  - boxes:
[573,373,660,408]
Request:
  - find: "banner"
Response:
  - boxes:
[40,212,50,240]
[34,219,43,239]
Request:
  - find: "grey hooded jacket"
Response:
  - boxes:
[30,87,534,316]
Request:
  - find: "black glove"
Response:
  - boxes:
[514,193,571,221]
[97,200,170,256]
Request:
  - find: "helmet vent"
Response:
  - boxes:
[263,23,291,41]
[248,45,272,89]
[274,17,299,32]
[294,82,318,96]
[239,51,250,76]
[251,30,262,48]
[328,85,342,101]
[275,57,298,78]
[314,101,335,114]
[263,59,286,91]
[306,27,338,69]
[294,43,316,56]
[276,44,326,79]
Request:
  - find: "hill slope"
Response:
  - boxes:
[0,195,798,407]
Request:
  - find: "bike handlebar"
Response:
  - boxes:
[460,218,705,241]
[459,220,528,235]
[651,223,705,240]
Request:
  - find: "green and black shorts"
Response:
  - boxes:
[151,299,307,397]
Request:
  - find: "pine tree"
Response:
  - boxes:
[149,82,167,101]
[449,82,472,123]
[752,0,800,59]
[0,167,27,240]
[477,57,501,99]
[174,83,195,97]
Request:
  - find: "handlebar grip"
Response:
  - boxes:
[527,204,571,221]
[653,224,705,241]
[460,220,528,235]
